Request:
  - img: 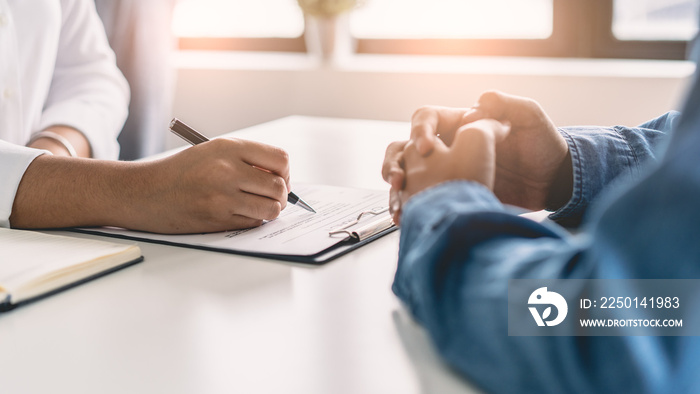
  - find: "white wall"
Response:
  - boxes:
[170,51,694,148]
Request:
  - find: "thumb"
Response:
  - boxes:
[413,123,437,156]
[459,90,512,126]
[460,106,486,125]
[453,119,512,151]
[471,90,543,124]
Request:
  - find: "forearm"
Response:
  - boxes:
[8,138,291,234]
[395,181,574,324]
[395,182,651,393]
[9,155,144,229]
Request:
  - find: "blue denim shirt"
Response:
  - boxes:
[393,76,700,392]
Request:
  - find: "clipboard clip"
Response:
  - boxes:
[329,207,394,241]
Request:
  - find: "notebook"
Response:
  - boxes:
[0,228,143,312]
[74,184,396,264]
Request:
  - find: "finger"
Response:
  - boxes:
[391,189,403,226]
[253,165,292,194]
[392,207,402,227]
[382,140,408,182]
[470,90,511,120]
[391,210,401,227]
[237,165,288,209]
[411,106,465,156]
[390,169,405,191]
[453,119,512,152]
[232,191,285,221]
[230,138,291,185]
[469,90,545,126]
[389,188,401,217]
[402,139,435,168]
[459,106,486,127]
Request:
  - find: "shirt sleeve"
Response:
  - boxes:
[38,0,129,160]
[548,111,678,227]
[0,142,47,228]
[394,143,700,393]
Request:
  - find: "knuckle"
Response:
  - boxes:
[275,147,290,164]
[271,176,286,195]
[209,137,241,155]
[248,219,264,228]
[210,137,229,149]
[479,90,502,104]
[527,98,545,113]
[251,199,282,221]
[383,143,403,163]
[210,158,235,180]
[265,201,282,220]
[412,105,435,120]
[384,143,395,158]
[381,160,392,176]
[223,137,243,150]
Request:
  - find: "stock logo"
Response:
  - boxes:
[528,287,568,327]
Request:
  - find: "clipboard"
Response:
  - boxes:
[73,185,397,264]
[73,220,395,265]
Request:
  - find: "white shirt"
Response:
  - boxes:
[0,0,129,227]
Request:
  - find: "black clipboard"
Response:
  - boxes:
[73,225,396,265]
[73,188,398,264]
[73,207,397,264]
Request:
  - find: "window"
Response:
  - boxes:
[613,0,699,41]
[350,0,553,39]
[174,0,697,59]
[174,0,306,51]
[173,0,304,38]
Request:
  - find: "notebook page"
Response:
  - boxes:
[0,228,137,294]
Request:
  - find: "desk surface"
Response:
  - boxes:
[0,116,481,394]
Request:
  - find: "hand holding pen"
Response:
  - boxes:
[170,118,315,214]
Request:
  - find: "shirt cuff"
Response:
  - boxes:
[0,142,48,228]
[400,181,503,259]
[548,127,635,227]
[401,180,503,233]
[547,129,587,225]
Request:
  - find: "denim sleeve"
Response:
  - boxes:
[394,182,624,394]
[394,172,700,393]
[394,32,700,394]
[548,111,679,227]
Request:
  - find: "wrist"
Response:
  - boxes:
[102,161,156,230]
[27,132,77,157]
[28,126,92,158]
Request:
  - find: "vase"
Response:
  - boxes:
[303,13,355,64]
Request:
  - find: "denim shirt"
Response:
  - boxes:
[393,77,700,392]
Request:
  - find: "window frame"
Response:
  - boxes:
[177,0,692,60]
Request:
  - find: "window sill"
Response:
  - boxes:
[175,50,696,79]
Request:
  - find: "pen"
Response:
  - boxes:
[169,118,316,214]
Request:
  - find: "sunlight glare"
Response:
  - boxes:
[173,0,305,38]
[351,0,553,39]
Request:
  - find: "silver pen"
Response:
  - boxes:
[169,118,316,214]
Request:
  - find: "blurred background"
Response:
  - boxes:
[120,0,700,153]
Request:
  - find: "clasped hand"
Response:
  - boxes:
[382,91,571,225]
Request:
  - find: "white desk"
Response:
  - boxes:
[0,117,482,394]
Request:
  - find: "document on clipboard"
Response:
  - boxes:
[73,184,397,264]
